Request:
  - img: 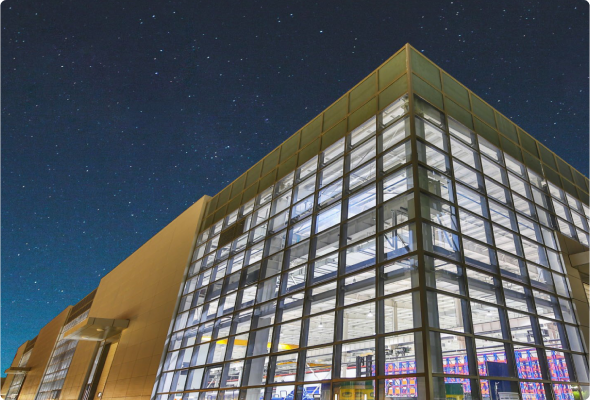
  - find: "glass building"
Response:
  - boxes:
[152,44,590,400]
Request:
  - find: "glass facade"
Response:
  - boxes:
[5,348,33,400]
[154,46,589,400]
[35,310,90,400]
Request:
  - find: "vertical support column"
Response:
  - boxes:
[406,44,434,400]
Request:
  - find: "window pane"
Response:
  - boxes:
[348,185,376,219]
[384,332,424,375]
[349,138,376,171]
[347,209,377,245]
[316,202,341,233]
[343,269,375,306]
[345,238,376,274]
[314,227,340,258]
[471,301,504,339]
[340,339,376,378]
[383,167,413,201]
[318,178,343,207]
[383,256,419,295]
[309,281,337,315]
[351,117,376,147]
[307,313,334,346]
[418,166,453,202]
[475,338,511,377]
[322,138,345,167]
[417,141,450,173]
[293,176,316,203]
[382,116,411,151]
[319,158,344,188]
[383,224,416,260]
[304,346,333,381]
[276,320,301,351]
[423,222,460,260]
[421,194,457,231]
[416,117,448,151]
[428,292,467,332]
[425,256,465,295]
[383,292,420,333]
[381,95,409,127]
[381,140,411,174]
[430,331,470,375]
[514,345,543,379]
[349,160,376,192]
[382,192,414,230]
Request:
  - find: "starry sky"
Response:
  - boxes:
[1,0,588,374]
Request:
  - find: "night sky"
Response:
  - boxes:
[1,0,588,374]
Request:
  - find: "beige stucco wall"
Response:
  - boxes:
[18,307,72,400]
[60,197,209,400]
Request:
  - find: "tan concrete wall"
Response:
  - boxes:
[1,341,27,396]
[18,307,72,400]
[60,197,209,400]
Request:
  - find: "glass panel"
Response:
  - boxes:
[471,301,504,339]
[448,117,476,146]
[318,178,343,207]
[297,156,318,182]
[427,292,467,332]
[382,117,410,152]
[383,257,419,295]
[418,165,454,202]
[430,331,470,375]
[346,210,376,245]
[425,256,465,295]
[467,268,500,304]
[383,224,416,260]
[304,346,333,381]
[416,117,448,151]
[322,138,345,167]
[316,202,341,233]
[348,185,377,219]
[270,353,298,383]
[423,222,460,260]
[384,332,424,375]
[417,141,450,173]
[382,192,414,230]
[319,158,344,188]
[451,137,480,169]
[381,140,411,174]
[349,160,376,192]
[293,175,316,204]
[475,338,511,377]
[383,292,420,333]
[345,238,376,274]
[514,345,543,379]
[314,227,340,258]
[349,138,376,171]
[478,137,503,164]
[383,167,413,201]
[309,281,337,315]
[351,117,376,147]
[340,339,376,378]
[307,313,334,346]
[456,183,488,217]
[343,269,375,306]
[421,194,458,231]
[381,95,409,126]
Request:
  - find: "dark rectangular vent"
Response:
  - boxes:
[66,289,97,324]
[218,219,246,248]
[24,336,38,353]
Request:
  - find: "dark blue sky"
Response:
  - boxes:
[2,0,588,374]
